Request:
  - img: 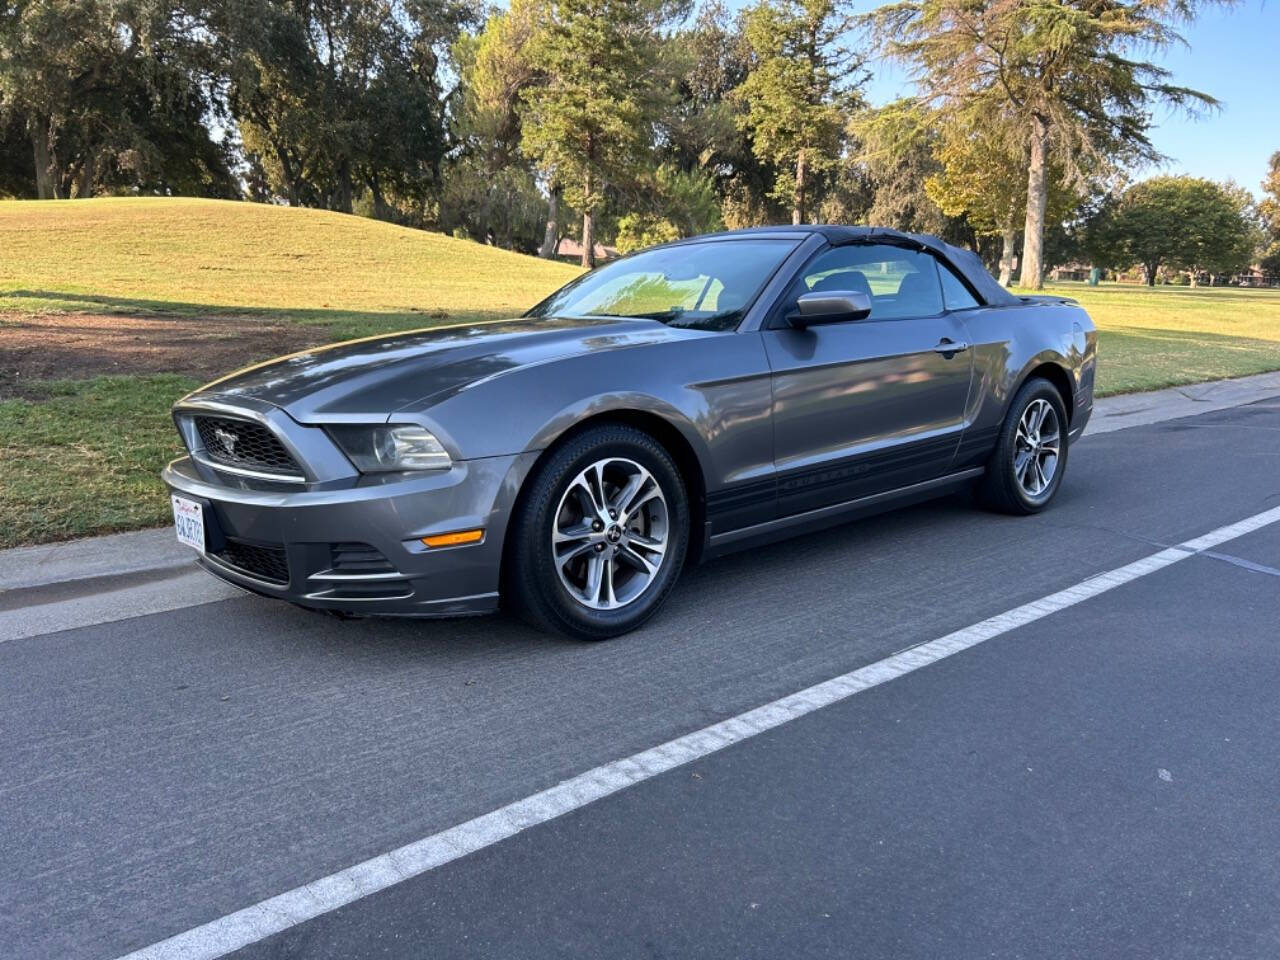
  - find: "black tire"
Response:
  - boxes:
[506,423,689,640]
[976,378,1070,515]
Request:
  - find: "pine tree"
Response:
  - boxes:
[735,0,866,225]
[520,0,674,267]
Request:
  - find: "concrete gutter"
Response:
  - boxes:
[1085,369,1280,436]
[2,369,1280,602]
[0,527,192,593]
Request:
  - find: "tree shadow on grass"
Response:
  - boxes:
[1051,282,1280,308]
[0,289,521,340]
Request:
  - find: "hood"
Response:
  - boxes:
[187,315,703,422]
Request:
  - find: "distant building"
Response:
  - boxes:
[1049,263,1090,282]
[554,238,619,263]
[1232,265,1268,287]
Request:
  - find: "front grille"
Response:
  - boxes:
[329,542,396,574]
[213,538,290,585]
[194,416,300,476]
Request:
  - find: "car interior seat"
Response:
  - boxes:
[892,270,942,315]
[809,271,873,297]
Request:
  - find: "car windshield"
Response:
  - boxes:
[526,238,799,331]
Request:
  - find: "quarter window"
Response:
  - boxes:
[938,262,980,310]
[795,244,944,320]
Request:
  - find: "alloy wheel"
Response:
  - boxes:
[552,457,669,610]
[1014,398,1061,498]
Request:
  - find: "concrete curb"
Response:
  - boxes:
[1085,369,1280,436]
[2,369,1279,596]
[0,527,192,593]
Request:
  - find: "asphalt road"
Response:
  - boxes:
[3,398,1279,960]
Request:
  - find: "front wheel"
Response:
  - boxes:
[506,424,689,640]
[977,378,1070,515]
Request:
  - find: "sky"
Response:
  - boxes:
[715,0,1279,199]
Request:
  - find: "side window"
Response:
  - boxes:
[794,243,944,320]
[938,261,980,310]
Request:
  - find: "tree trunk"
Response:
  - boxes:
[998,225,1017,286]
[276,145,300,206]
[581,209,595,269]
[1018,114,1050,290]
[792,150,807,225]
[334,158,353,214]
[581,170,595,269]
[368,174,393,221]
[31,121,59,200]
[539,186,560,259]
[1144,263,1158,286]
[75,154,96,199]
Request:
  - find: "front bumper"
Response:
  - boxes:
[162,451,538,617]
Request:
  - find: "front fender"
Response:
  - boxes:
[524,391,714,467]
[404,334,776,497]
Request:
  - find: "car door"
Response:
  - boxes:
[761,242,976,518]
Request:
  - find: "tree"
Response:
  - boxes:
[1262,247,1280,284]
[1259,151,1280,282]
[1096,176,1255,285]
[661,2,747,176]
[735,0,866,225]
[925,99,1079,284]
[659,2,781,228]
[441,0,551,252]
[876,0,1223,289]
[0,0,236,199]
[0,96,36,197]
[847,99,963,240]
[223,0,474,216]
[520,0,675,267]
[847,100,938,229]
[615,212,682,253]
[1260,151,1280,238]
[609,161,724,249]
[449,0,559,253]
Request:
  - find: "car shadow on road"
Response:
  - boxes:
[223,488,1035,665]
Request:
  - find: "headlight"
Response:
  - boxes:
[329,424,452,473]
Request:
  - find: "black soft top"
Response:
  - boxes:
[688,225,1019,307]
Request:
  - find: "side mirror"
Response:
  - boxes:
[790,290,872,328]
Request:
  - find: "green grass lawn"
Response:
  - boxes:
[0,196,580,338]
[0,197,579,547]
[1,197,1277,549]
[1027,281,1280,395]
[0,375,200,546]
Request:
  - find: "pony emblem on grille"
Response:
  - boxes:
[213,426,239,457]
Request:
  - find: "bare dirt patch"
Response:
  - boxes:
[0,313,331,398]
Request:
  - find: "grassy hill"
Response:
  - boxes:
[0,198,580,548]
[0,196,580,337]
[0,196,1278,548]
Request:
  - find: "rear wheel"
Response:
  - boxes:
[977,378,1069,515]
[506,424,689,640]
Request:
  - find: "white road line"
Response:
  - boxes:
[114,504,1280,960]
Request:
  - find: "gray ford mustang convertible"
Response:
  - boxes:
[163,226,1097,639]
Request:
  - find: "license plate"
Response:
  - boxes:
[172,495,206,554]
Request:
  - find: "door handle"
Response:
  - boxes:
[933,338,969,355]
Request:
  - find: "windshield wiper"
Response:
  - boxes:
[627,308,686,322]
